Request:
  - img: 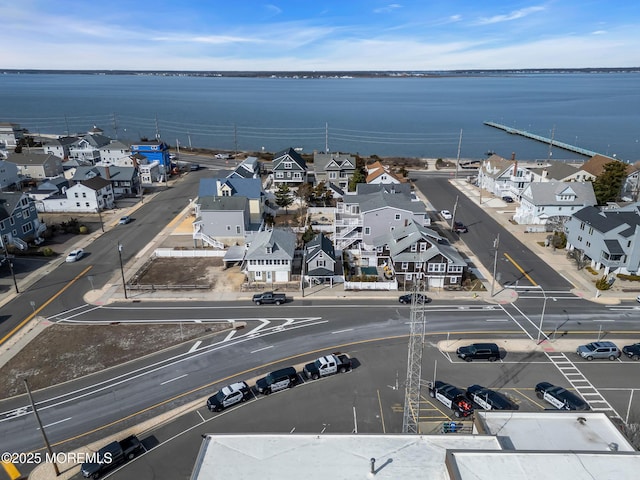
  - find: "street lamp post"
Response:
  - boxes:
[490,234,500,297]
[536,285,548,343]
[117,242,127,299]
[96,207,104,232]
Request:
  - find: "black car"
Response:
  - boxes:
[207,382,251,412]
[466,384,519,411]
[535,382,590,411]
[456,343,500,362]
[453,221,468,233]
[428,381,474,418]
[398,293,432,304]
[622,343,640,361]
[502,195,514,203]
[255,367,298,395]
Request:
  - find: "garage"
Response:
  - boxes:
[275,270,289,282]
[429,277,444,288]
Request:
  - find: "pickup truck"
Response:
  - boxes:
[81,435,143,479]
[303,353,352,380]
[252,291,286,305]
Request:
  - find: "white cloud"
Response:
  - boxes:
[374,4,402,14]
[264,4,283,16]
[591,30,607,35]
[474,6,546,25]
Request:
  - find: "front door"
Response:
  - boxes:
[266,271,273,283]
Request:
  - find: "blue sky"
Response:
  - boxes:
[1,1,639,70]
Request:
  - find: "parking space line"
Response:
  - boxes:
[512,388,545,410]
[1,461,21,480]
[377,389,386,434]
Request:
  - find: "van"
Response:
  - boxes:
[255,367,298,395]
[456,343,500,362]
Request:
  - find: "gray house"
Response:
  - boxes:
[373,221,467,288]
[244,229,296,283]
[0,192,46,250]
[334,185,430,251]
[313,152,356,190]
[304,233,343,285]
[272,148,307,185]
[193,196,250,248]
[72,165,140,197]
[0,159,20,190]
[565,203,640,276]
[6,152,64,180]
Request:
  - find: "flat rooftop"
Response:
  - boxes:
[475,411,634,452]
[191,434,502,480]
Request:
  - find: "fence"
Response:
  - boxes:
[154,248,226,258]
[344,280,398,291]
[127,284,211,291]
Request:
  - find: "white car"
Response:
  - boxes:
[215,153,233,160]
[440,210,452,220]
[66,248,84,263]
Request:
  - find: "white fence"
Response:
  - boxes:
[154,248,226,258]
[344,280,398,291]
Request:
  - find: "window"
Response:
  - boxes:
[448,265,463,273]
[222,190,230,196]
[266,247,272,254]
[284,162,292,169]
[85,202,90,207]
[406,273,412,280]
[586,241,591,248]
[420,243,427,252]
[276,172,284,178]
[376,246,383,253]
[395,214,401,220]
[428,263,446,273]
[76,202,80,207]
[329,172,337,179]
[82,192,86,198]
[226,225,231,231]
[364,227,371,235]
[401,262,408,270]
[22,223,33,234]
[578,236,582,242]
[317,260,326,267]
[255,271,262,279]
[74,192,79,198]
[9,218,14,226]
[410,244,417,252]
[416,262,423,270]
[236,226,241,234]
[450,276,459,284]
[588,227,593,235]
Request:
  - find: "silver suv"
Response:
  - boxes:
[576,341,621,361]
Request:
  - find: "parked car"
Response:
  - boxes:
[502,195,514,203]
[398,293,431,304]
[189,163,200,171]
[636,294,640,303]
[215,153,234,160]
[118,216,131,225]
[440,209,452,220]
[466,384,519,411]
[453,221,468,233]
[81,435,143,478]
[428,381,474,418]
[622,343,640,361]
[255,367,299,395]
[535,382,590,411]
[456,343,500,362]
[66,248,84,263]
[576,341,621,361]
[207,382,251,412]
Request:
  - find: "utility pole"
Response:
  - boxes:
[155,114,160,140]
[118,242,127,299]
[112,112,119,140]
[451,195,459,232]
[24,377,60,476]
[325,122,329,153]
[234,123,238,156]
[454,129,463,179]
[491,234,500,297]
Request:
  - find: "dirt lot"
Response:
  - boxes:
[0,323,231,399]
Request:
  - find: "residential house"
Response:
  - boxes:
[43,136,78,161]
[304,233,343,285]
[193,196,250,247]
[199,177,266,224]
[477,154,532,199]
[513,181,597,225]
[573,154,640,200]
[130,140,171,173]
[56,177,114,212]
[72,165,140,197]
[373,221,467,288]
[565,203,640,275]
[0,123,26,148]
[68,127,112,165]
[227,156,261,179]
[313,152,356,190]
[6,152,64,180]
[244,228,296,283]
[99,140,131,165]
[0,159,20,190]
[334,185,430,251]
[365,161,406,185]
[271,148,307,185]
[526,161,582,183]
[27,176,69,203]
[138,160,161,185]
[0,192,46,250]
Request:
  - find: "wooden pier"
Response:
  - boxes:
[483,121,599,157]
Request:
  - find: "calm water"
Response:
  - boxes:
[0,73,638,161]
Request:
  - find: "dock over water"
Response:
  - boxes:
[484,121,599,157]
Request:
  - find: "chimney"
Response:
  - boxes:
[511,152,516,161]
[104,166,111,180]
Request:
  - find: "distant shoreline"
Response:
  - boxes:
[1,67,639,79]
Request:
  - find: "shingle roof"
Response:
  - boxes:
[573,204,640,236]
[313,152,356,172]
[482,155,514,179]
[199,178,263,199]
[527,161,580,181]
[0,192,26,219]
[6,152,59,166]
[72,165,137,181]
[199,196,248,211]
[345,189,425,214]
[273,148,307,170]
[245,229,296,260]
[522,181,596,206]
[305,233,335,263]
[81,176,111,191]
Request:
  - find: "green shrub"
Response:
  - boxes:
[79,225,89,234]
[586,266,599,275]
[41,247,54,257]
[616,273,640,282]
[595,276,611,290]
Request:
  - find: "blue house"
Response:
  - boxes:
[129,140,171,173]
[199,177,266,223]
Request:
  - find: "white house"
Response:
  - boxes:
[39,177,114,213]
[513,181,597,225]
[243,229,296,283]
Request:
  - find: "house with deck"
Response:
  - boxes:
[303,233,343,285]
[0,192,46,250]
[271,148,307,185]
[313,152,356,190]
[243,228,296,284]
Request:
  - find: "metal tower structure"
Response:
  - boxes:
[402,282,427,434]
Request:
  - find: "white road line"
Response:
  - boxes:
[188,341,202,353]
[250,345,274,354]
[160,374,188,385]
[224,330,237,342]
[485,319,508,322]
[40,417,72,429]
[332,328,353,334]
